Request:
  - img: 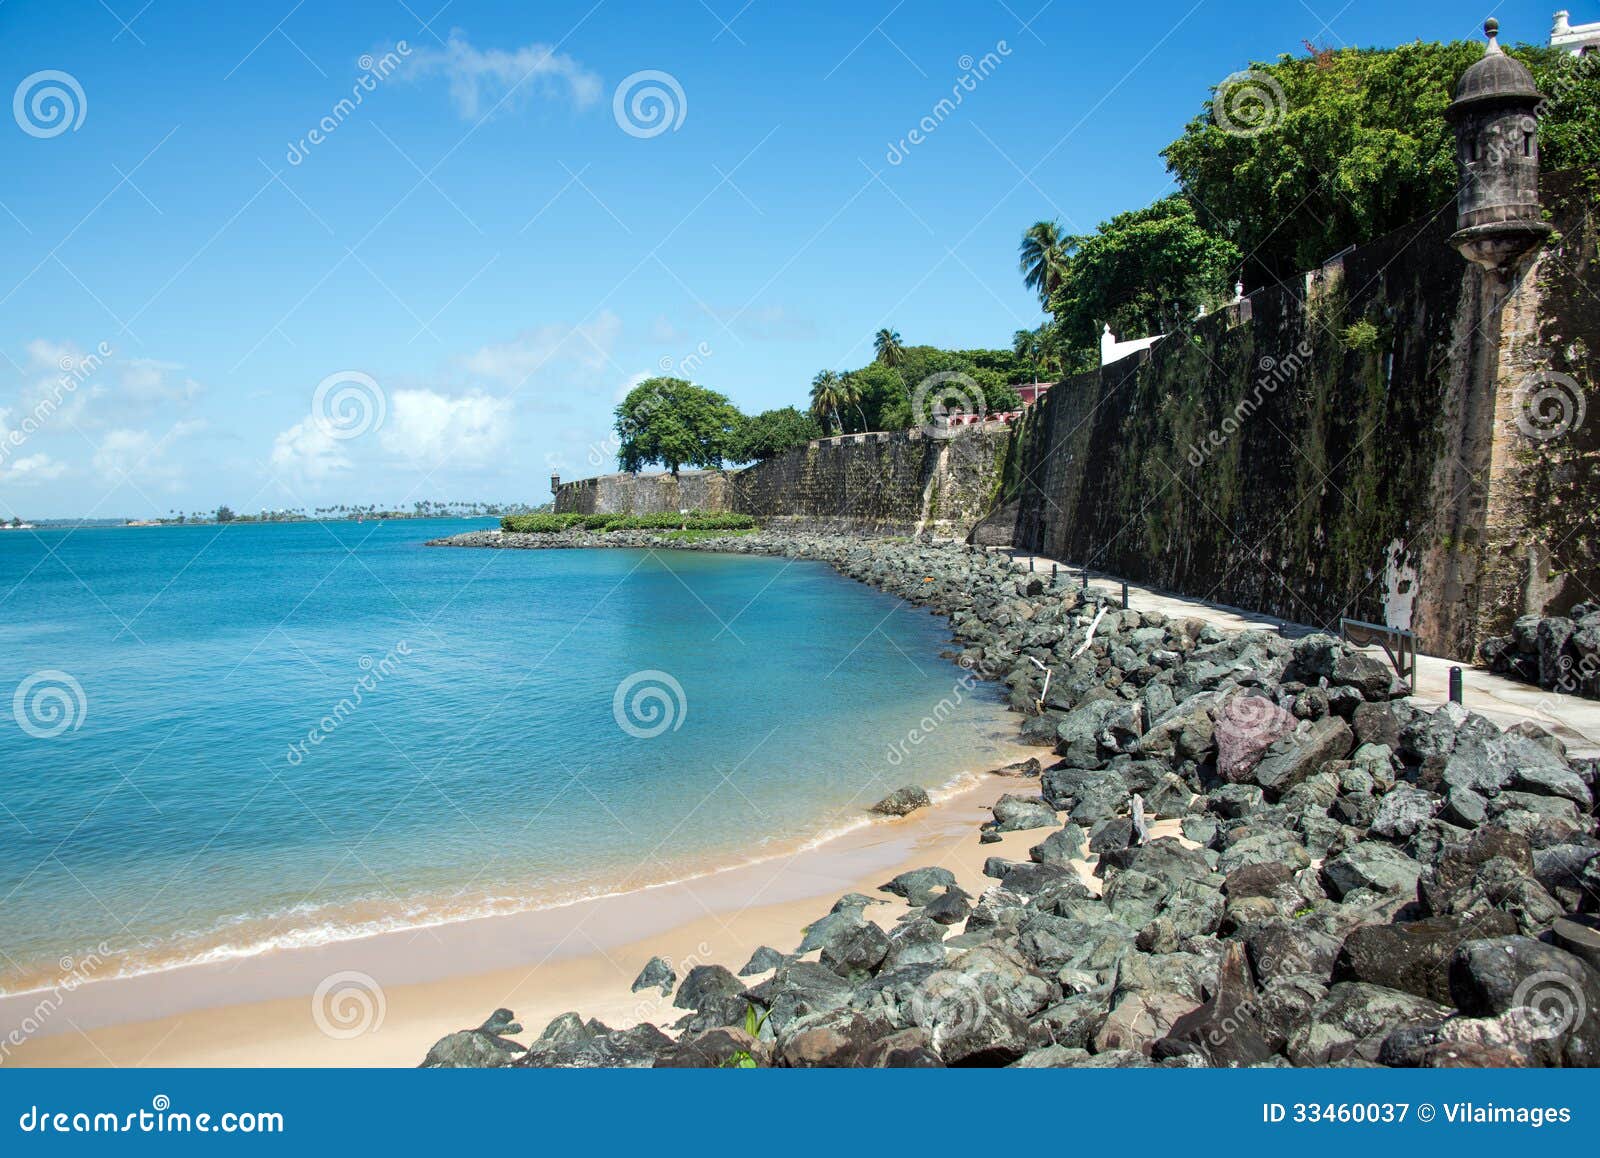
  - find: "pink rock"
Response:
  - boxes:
[1216,694,1297,783]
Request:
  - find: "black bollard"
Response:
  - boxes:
[1449,667,1463,704]
[1080,567,1088,590]
[1051,562,1058,585]
[1120,580,1130,609]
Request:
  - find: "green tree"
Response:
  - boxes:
[809,370,849,434]
[215,505,235,523]
[733,406,822,461]
[1019,220,1069,309]
[1047,195,1240,350]
[873,328,905,367]
[614,378,743,475]
[846,362,909,431]
[1158,38,1600,287]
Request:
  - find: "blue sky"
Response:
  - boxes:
[0,0,1557,518]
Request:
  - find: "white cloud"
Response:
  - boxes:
[270,417,352,481]
[1,452,66,484]
[379,389,511,466]
[93,422,204,487]
[406,31,603,119]
[463,311,621,386]
[120,359,203,405]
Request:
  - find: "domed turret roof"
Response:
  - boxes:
[1451,19,1541,111]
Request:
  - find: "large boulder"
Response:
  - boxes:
[1253,716,1355,799]
[989,793,1059,833]
[880,866,957,907]
[631,955,677,996]
[1215,693,1298,783]
[1322,842,1423,901]
[1332,911,1518,1004]
[1152,942,1275,1066]
[1449,936,1600,1066]
[869,785,931,817]
[1285,982,1452,1065]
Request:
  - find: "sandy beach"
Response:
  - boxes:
[5,740,1053,1067]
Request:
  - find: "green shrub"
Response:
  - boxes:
[500,510,758,534]
[500,513,585,533]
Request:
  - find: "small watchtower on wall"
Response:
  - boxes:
[1447,19,1553,271]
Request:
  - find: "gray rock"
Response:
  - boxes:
[880,866,957,906]
[1028,823,1087,866]
[1369,785,1441,841]
[1322,842,1423,901]
[1253,716,1355,798]
[738,946,788,977]
[631,955,677,996]
[869,785,932,817]
[1332,911,1518,1004]
[989,792,1059,832]
[673,964,745,1010]
[1285,982,1452,1065]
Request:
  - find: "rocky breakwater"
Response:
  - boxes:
[424,529,1600,1067]
[1481,603,1600,702]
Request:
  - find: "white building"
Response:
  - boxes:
[1551,10,1600,54]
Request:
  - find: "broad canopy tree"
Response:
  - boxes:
[614,377,743,475]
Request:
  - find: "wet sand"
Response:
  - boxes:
[6,742,1056,1067]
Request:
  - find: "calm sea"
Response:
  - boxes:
[0,520,1015,991]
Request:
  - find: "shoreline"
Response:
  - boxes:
[5,743,1044,1067]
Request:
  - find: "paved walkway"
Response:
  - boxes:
[992,548,1600,759]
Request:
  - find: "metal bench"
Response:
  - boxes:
[1338,617,1417,693]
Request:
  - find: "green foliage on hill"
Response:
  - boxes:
[1022,35,1600,366]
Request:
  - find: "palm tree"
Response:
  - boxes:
[810,370,847,434]
[873,328,904,368]
[839,373,867,433]
[1019,220,1068,309]
[1012,328,1040,381]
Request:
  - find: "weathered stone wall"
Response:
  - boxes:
[554,470,732,516]
[1005,171,1599,660]
[554,425,1013,536]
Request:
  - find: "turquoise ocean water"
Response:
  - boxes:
[0,520,1015,991]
